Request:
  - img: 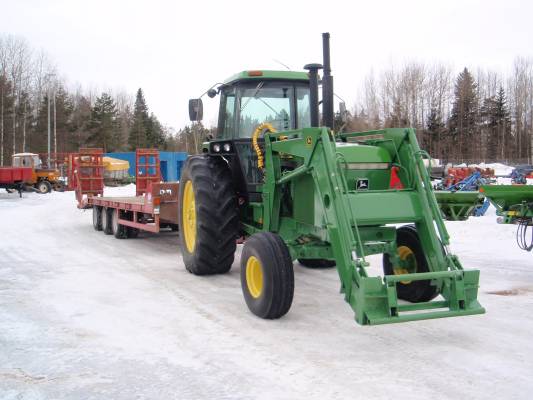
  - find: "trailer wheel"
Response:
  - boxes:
[178,156,238,275]
[297,258,335,268]
[112,209,128,239]
[92,206,103,231]
[101,207,113,235]
[127,227,139,238]
[383,225,438,303]
[241,232,294,319]
[36,180,52,194]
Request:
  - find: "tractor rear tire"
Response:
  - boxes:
[36,180,52,194]
[102,207,113,235]
[298,258,335,268]
[383,225,439,303]
[178,156,238,275]
[241,232,294,319]
[92,206,103,231]
[112,209,128,239]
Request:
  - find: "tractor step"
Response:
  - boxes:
[353,269,485,325]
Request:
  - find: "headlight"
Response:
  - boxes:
[223,143,231,152]
[212,144,221,152]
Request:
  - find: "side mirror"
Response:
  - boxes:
[339,102,348,123]
[188,98,203,121]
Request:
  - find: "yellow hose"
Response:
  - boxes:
[252,123,276,169]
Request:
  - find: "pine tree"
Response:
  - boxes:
[449,68,479,161]
[425,107,446,159]
[492,87,511,160]
[146,112,166,148]
[87,92,118,152]
[128,88,149,150]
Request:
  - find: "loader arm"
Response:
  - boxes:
[260,127,484,325]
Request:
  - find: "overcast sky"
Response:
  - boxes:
[2,0,532,130]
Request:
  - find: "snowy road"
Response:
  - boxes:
[1,186,533,399]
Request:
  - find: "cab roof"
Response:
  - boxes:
[223,70,309,85]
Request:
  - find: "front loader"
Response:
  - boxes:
[178,33,484,325]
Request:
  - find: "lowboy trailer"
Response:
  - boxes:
[75,148,180,238]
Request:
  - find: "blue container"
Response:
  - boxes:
[105,151,188,182]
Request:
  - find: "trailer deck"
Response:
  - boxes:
[74,148,179,236]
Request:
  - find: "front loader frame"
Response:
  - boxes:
[240,126,484,325]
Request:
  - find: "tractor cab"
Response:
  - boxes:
[11,152,63,193]
[12,153,42,169]
[189,70,313,199]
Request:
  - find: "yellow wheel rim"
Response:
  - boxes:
[182,180,196,253]
[394,245,416,284]
[246,256,263,298]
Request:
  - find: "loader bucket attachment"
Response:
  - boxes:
[355,270,484,325]
[434,191,485,221]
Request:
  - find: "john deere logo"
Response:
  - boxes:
[305,136,312,146]
[356,178,369,190]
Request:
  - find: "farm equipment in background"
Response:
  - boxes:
[441,166,495,188]
[11,152,65,193]
[0,167,33,197]
[434,171,491,220]
[434,191,485,221]
[102,156,131,186]
[481,185,533,251]
[509,165,532,184]
[179,33,484,325]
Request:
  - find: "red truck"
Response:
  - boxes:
[0,167,33,197]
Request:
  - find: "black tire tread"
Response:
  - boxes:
[92,206,103,231]
[102,207,113,235]
[179,156,238,275]
[383,225,439,302]
[241,232,294,319]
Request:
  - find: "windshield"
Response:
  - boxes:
[219,82,311,139]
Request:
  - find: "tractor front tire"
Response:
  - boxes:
[383,225,438,303]
[101,207,113,235]
[36,180,52,194]
[298,258,335,268]
[92,206,103,231]
[112,209,128,239]
[241,232,294,319]
[178,156,238,275]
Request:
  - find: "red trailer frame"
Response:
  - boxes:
[73,148,179,235]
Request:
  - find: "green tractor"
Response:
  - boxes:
[178,33,484,325]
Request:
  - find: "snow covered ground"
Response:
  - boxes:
[1,186,533,400]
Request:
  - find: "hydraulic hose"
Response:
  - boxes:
[252,123,277,169]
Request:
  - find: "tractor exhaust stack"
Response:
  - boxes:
[304,63,322,127]
[322,32,334,129]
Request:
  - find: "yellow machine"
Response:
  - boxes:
[11,153,64,193]
[102,156,130,182]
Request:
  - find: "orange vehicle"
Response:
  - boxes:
[11,153,65,193]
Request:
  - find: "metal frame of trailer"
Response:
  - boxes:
[74,148,179,234]
[89,181,179,233]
